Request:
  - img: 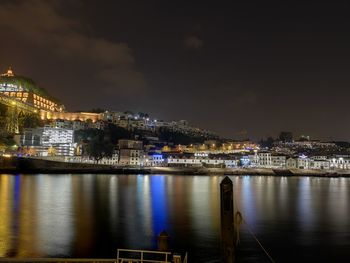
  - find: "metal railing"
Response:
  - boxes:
[117,249,172,263]
[0,250,187,263]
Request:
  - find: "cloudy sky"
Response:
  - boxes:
[0,1,350,140]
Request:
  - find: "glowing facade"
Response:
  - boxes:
[21,126,75,156]
[44,111,102,122]
[0,67,64,113]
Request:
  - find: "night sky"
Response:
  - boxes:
[0,1,349,140]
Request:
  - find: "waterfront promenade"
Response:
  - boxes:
[1,157,350,177]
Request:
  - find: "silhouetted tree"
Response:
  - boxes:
[278,131,293,143]
[85,130,114,163]
[259,137,275,149]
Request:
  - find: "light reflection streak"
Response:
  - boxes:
[297,177,314,233]
[278,177,288,217]
[109,176,118,232]
[0,175,11,256]
[0,174,349,261]
[137,175,152,240]
[36,175,73,256]
[326,178,350,243]
[150,176,167,238]
[240,176,257,225]
[191,177,211,236]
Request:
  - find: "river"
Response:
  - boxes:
[0,174,349,262]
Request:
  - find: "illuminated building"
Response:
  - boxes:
[0,67,64,113]
[44,111,102,122]
[21,126,75,156]
[166,154,238,167]
[118,139,144,165]
[145,153,164,166]
[271,155,287,168]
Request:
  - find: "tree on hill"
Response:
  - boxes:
[278,131,293,143]
[157,127,209,145]
[85,129,114,163]
[259,137,275,149]
[105,123,132,144]
[19,113,44,131]
[74,126,129,163]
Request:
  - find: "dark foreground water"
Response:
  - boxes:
[0,174,349,262]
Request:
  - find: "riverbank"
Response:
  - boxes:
[1,157,350,177]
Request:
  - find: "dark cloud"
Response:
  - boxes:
[0,0,145,94]
[184,35,204,50]
[0,1,349,140]
[233,91,258,106]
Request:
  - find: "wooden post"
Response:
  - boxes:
[157,230,169,252]
[220,176,235,263]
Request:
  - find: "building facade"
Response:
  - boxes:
[21,126,75,156]
[118,139,144,166]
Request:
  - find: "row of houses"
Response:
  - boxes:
[245,152,350,170]
[15,127,350,170]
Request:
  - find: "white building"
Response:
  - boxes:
[247,153,259,167]
[167,157,201,166]
[119,149,144,165]
[297,156,310,169]
[258,152,272,167]
[309,159,330,170]
[271,155,286,168]
[118,139,144,166]
[41,126,75,156]
[329,157,350,169]
[65,153,119,165]
[167,156,238,168]
[145,154,165,166]
[52,119,72,129]
[21,126,75,156]
[286,158,297,169]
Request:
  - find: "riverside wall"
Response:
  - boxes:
[1,157,350,177]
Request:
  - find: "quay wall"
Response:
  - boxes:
[1,157,350,177]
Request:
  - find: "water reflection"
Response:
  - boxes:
[0,174,349,262]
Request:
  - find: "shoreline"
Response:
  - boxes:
[1,157,350,177]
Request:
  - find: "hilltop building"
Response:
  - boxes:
[0,67,64,113]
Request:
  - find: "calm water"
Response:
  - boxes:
[0,174,350,262]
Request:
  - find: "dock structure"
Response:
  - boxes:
[0,249,188,263]
[117,249,187,263]
[220,176,235,263]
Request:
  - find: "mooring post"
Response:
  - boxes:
[220,176,235,263]
[157,230,169,252]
